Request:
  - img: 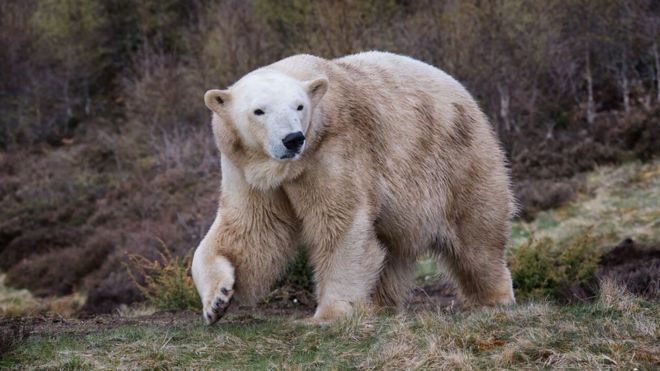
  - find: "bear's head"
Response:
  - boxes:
[204,70,328,162]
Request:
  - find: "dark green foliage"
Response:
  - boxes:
[510,230,602,301]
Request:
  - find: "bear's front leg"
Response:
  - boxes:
[309,208,386,322]
[191,215,236,324]
[192,157,297,324]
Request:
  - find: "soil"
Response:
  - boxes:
[1,281,455,339]
[598,238,660,298]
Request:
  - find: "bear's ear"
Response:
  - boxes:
[304,77,328,106]
[204,89,231,114]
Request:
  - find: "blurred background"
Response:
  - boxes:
[0,0,658,316]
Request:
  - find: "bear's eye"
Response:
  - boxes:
[254,109,265,116]
[297,105,304,111]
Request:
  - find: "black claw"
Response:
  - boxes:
[213,297,225,309]
[205,294,234,325]
[205,312,219,325]
[221,287,230,296]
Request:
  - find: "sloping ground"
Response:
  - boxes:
[1,159,659,369]
[1,284,658,369]
[1,159,658,317]
[414,159,660,301]
[511,160,660,246]
[509,160,660,299]
[0,130,221,313]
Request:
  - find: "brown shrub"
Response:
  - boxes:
[512,135,622,181]
[5,233,112,296]
[82,269,142,314]
[0,228,84,271]
[594,109,660,162]
[515,178,583,220]
[511,107,660,216]
[82,229,168,313]
[121,51,206,134]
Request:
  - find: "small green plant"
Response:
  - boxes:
[509,229,601,301]
[128,244,201,311]
[265,249,315,307]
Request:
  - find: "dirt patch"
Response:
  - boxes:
[0,317,32,357]
[409,281,457,312]
[598,238,660,298]
[14,306,313,338]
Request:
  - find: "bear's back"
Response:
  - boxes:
[334,51,463,92]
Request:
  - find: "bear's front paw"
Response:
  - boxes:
[191,251,236,325]
[204,285,234,325]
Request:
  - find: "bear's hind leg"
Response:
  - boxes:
[439,227,515,307]
[373,249,417,309]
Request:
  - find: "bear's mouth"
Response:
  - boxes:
[278,148,303,160]
[279,152,297,160]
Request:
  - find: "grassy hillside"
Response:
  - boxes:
[511,160,660,246]
[1,286,658,369]
[2,160,658,369]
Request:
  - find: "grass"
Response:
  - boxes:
[0,274,39,316]
[1,282,658,369]
[419,159,660,293]
[0,274,85,317]
[511,160,660,247]
[1,159,658,368]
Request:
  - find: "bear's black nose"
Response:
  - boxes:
[282,131,305,151]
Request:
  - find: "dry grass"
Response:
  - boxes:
[0,274,38,316]
[511,159,660,247]
[1,285,657,369]
[0,274,86,317]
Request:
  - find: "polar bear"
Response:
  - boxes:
[192,51,515,324]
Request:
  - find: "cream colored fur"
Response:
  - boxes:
[192,51,516,324]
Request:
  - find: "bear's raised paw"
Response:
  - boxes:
[204,286,234,325]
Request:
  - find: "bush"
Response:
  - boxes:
[515,178,582,220]
[128,244,200,312]
[509,230,602,302]
[6,241,111,296]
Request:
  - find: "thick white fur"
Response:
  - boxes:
[193,51,516,324]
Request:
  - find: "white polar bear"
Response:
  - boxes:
[192,51,515,324]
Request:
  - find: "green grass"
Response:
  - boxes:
[511,160,660,247]
[2,285,658,369]
[2,159,659,369]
